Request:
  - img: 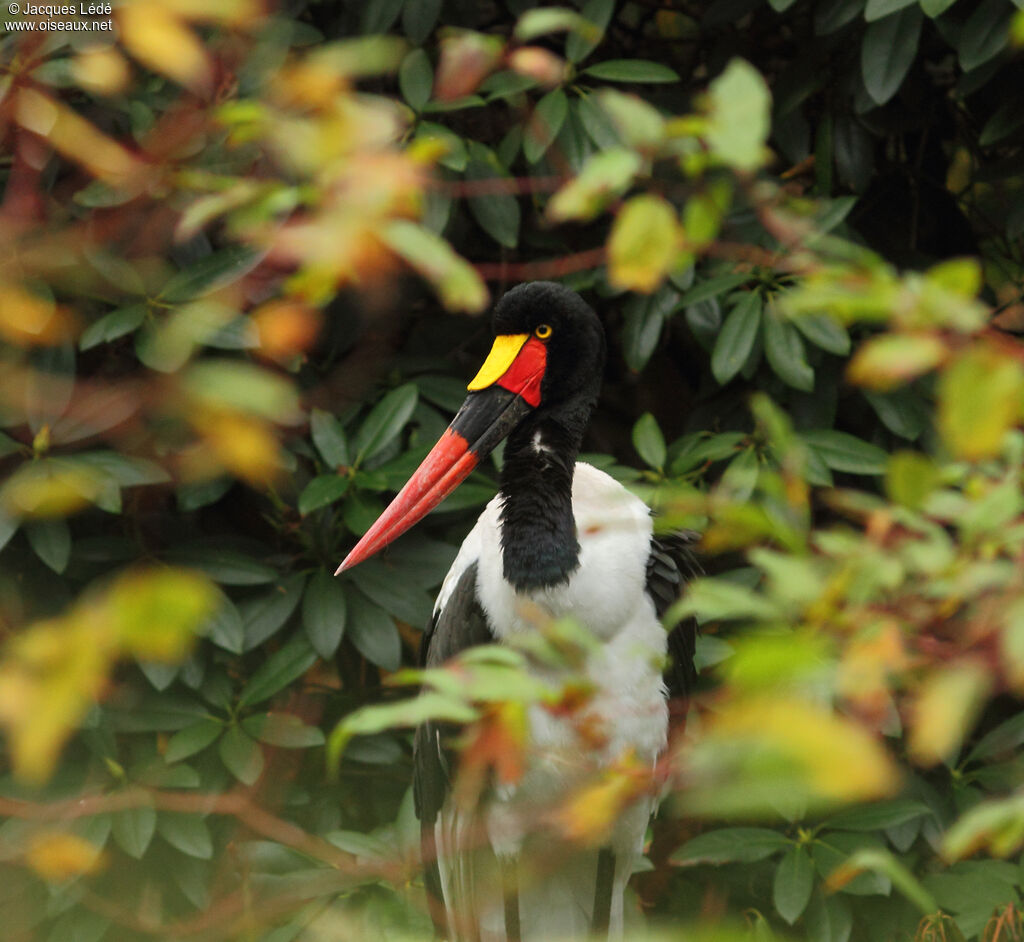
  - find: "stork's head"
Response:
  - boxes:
[335,282,604,574]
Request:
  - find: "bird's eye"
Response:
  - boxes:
[534,324,552,339]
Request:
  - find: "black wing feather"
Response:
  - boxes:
[646,531,702,700]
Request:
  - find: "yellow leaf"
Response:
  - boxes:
[909,660,991,767]
[26,832,106,883]
[938,346,1024,460]
[191,409,282,484]
[16,89,144,188]
[557,751,650,846]
[607,195,681,293]
[708,696,900,803]
[72,47,131,96]
[847,333,948,391]
[0,281,72,347]
[106,568,218,661]
[118,1,212,93]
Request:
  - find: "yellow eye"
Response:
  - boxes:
[534,324,552,339]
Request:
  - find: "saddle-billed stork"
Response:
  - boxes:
[336,282,697,941]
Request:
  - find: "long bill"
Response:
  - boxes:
[335,333,547,574]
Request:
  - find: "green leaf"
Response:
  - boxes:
[677,272,749,307]
[26,519,71,573]
[347,589,402,670]
[632,413,666,470]
[774,845,814,924]
[157,813,213,859]
[298,475,350,516]
[310,408,350,468]
[348,560,434,626]
[183,360,299,422]
[583,59,679,83]
[381,220,488,312]
[792,313,850,355]
[672,828,790,865]
[764,310,814,391]
[566,0,614,62]
[514,6,584,41]
[79,304,147,351]
[674,577,783,623]
[920,0,957,14]
[804,890,853,942]
[801,430,887,474]
[621,288,677,372]
[218,726,265,785]
[704,59,772,172]
[466,144,521,248]
[240,574,306,650]
[825,799,931,831]
[112,805,156,859]
[958,0,1012,71]
[861,6,922,105]
[239,636,318,707]
[524,89,569,164]
[712,292,762,385]
[165,720,223,763]
[241,712,325,748]
[0,512,17,552]
[303,570,347,658]
[399,48,432,111]
[159,246,261,303]
[402,0,441,45]
[864,0,916,19]
[353,383,419,465]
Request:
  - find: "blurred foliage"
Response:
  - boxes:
[2,0,1024,940]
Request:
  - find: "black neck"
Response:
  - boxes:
[498,403,591,591]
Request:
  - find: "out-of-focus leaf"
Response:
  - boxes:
[939,346,1024,460]
[514,7,585,41]
[381,220,489,312]
[861,7,922,105]
[328,691,477,770]
[826,848,935,914]
[942,794,1024,861]
[583,59,679,83]
[596,89,664,148]
[353,383,419,465]
[403,0,442,45]
[712,292,762,385]
[847,332,947,391]
[909,659,991,766]
[183,360,300,423]
[547,148,643,222]
[465,144,521,248]
[239,636,318,707]
[774,845,814,924]
[703,59,771,171]
[885,451,940,508]
[632,413,666,470]
[864,0,916,19]
[218,725,264,785]
[608,195,680,292]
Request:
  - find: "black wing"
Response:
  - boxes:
[646,531,702,700]
[413,561,494,933]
